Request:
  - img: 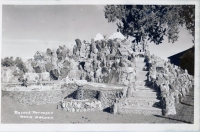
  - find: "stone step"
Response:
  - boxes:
[138,69,148,72]
[136,76,147,81]
[137,73,148,76]
[136,62,146,65]
[137,71,147,73]
[136,68,146,70]
[132,91,158,98]
[136,64,146,66]
[118,106,162,115]
[136,68,147,71]
[136,73,148,77]
[136,66,146,68]
[136,65,146,68]
[134,86,156,91]
[126,97,161,108]
[137,73,147,77]
[137,74,147,78]
[135,81,146,87]
[127,97,160,102]
[136,63,145,65]
[135,90,156,94]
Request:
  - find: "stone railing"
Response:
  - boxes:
[146,55,171,115]
[146,54,194,115]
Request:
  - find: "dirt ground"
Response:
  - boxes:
[1,87,194,124]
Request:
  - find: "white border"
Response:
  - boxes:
[0,0,199,131]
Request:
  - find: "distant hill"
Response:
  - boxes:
[168,46,194,75]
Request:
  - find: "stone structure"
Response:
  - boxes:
[2,32,194,116]
[70,83,124,109]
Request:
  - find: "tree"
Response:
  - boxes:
[1,57,15,67]
[179,5,195,42]
[14,57,28,73]
[104,5,195,45]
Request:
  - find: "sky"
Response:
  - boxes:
[2,5,194,61]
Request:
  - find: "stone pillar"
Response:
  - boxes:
[76,86,84,100]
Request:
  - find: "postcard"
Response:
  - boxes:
[0,0,199,131]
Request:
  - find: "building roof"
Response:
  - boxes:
[168,47,194,66]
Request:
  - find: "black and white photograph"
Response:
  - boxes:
[0,0,199,131]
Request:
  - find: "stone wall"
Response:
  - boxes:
[58,99,102,112]
[1,83,79,106]
[2,90,63,105]
[2,82,122,110]
[61,83,78,99]
[75,87,123,109]
[98,89,123,109]
[76,87,99,100]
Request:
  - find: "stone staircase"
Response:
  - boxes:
[117,58,162,115]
